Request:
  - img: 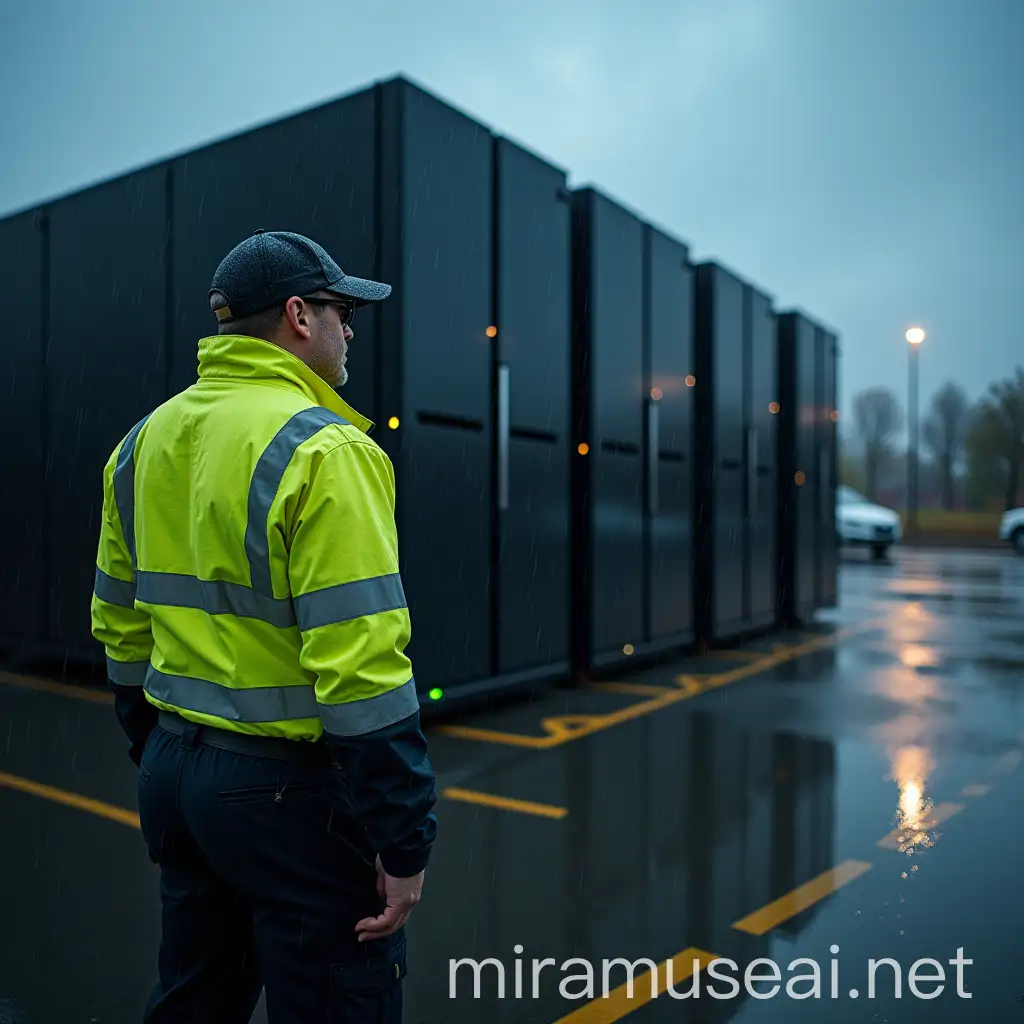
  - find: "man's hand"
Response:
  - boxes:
[354,856,425,942]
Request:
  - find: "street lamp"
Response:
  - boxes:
[905,327,925,535]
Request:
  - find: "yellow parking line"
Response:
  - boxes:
[0,771,139,829]
[674,675,707,695]
[435,725,556,748]
[732,860,873,936]
[553,948,718,1023]
[877,802,965,850]
[437,620,882,750]
[0,670,113,705]
[442,787,567,819]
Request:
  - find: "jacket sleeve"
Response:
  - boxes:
[90,444,158,765]
[288,438,437,877]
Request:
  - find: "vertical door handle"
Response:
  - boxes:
[647,399,660,516]
[497,363,510,511]
[748,426,758,518]
[819,446,828,519]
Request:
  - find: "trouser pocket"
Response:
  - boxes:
[217,780,323,805]
[328,937,406,1024]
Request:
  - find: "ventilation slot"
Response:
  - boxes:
[416,411,484,432]
[600,440,640,456]
[511,427,557,444]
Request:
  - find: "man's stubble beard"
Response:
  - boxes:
[309,332,347,388]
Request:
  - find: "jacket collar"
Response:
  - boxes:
[195,334,374,434]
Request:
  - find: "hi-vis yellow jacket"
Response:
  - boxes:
[90,334,420,743]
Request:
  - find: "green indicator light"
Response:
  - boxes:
[429,688,444,701]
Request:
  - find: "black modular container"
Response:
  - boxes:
[569,188,696,680]
[0,76,574,705]
[0,177,169,661]
[693,261,779,644]
[377,81,572,702]
[48,171,170,655]
[776,311,840,624]
[0,211,46,657]
[490,136,573,687]
[643,224,696,652]
[1,69,843,697]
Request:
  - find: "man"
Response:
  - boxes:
[90,229,437,1023]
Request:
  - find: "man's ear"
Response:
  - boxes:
[284,296,313,337]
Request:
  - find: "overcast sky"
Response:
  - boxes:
[1,0,1021,430]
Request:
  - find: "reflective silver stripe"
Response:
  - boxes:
[317,677,420,737]
[136,571,296,628]
[295,573,407,632]
[94,568,136,608]
[145,667,318,723]
[113,415,150,568]
[131,570,401,629]
[107,657,150,686]
[245,408,348,595]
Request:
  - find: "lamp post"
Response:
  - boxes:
[905,327,925,535]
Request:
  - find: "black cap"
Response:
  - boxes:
[209,229,391,324]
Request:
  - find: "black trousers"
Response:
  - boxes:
[136,721,406,1023]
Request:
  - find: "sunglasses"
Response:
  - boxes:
[302,295,356,326]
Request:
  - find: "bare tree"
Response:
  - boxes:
[923,382,969,509]
[965,401,1006,509]
[853,388,903,501]
[973,368,1024,510]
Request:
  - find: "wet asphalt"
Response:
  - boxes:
[1,546,1023,1023]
